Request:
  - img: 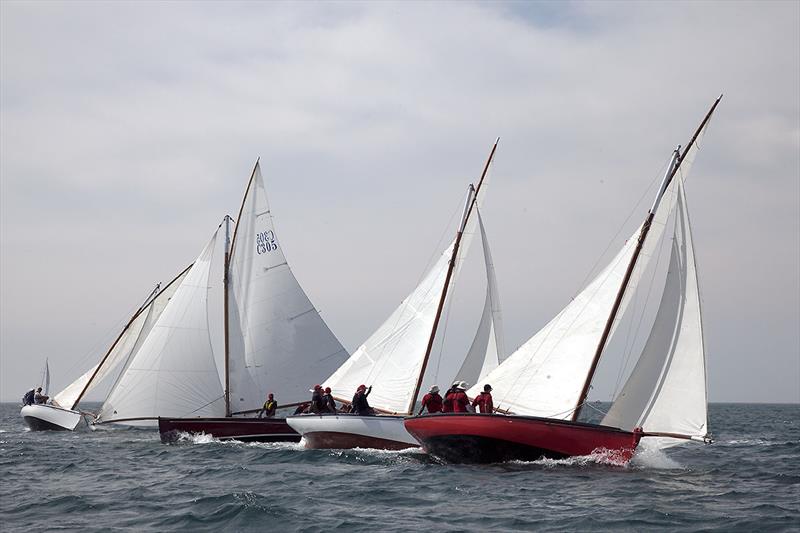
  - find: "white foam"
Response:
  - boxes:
[631,441,684,470]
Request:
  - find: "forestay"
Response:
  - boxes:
[602,179,708,441]
[227,162,348,412]
[97,230,225,424]
[455,208,506,386]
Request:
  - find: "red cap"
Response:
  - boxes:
[314,384,322,390]
[357,384,367,391]
[268,393,274,399]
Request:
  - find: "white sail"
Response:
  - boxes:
[323,239,457,414]
[42,359,50,396]
[473,156,685,418]
[53,272,188,410]
[97,230,225,424]
[455,208,505,386]
[227,162,348,412]
[602,179,708,440]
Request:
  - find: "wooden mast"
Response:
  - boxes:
[408,138,499,414]
[571,96,722,422]
[71,265,192,410]
[223,214,232,417]
[224,158,260,417]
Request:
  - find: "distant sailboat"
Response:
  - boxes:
[405,97,720,464]
[287,140,505,450]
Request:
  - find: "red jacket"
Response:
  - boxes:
[472,392,493,414]
[450,391,470,413]
[421,392,443,414]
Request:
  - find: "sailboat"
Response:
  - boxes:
[19,358,78,431]
[405,97,721,464]
[286,140,505,450]
[157,160,349,441]
[21,160,348,439]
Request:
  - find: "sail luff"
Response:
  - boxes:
[70,280,168,410]
[409,138,499,413]
[572,96,722,421]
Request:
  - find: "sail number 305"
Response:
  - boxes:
[256,230,278,254]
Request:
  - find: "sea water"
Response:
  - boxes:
[1,403,797,531]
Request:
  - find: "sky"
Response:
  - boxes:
[1,0,798,404]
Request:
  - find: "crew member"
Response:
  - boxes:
[351,384,374,416]
[472,384,494,414]
[259,393,278,418]
[451,381,470,413]
[442,382,459,413]
[322,387,337,413]
[34,387,49,405]
[310,384,326,414]
[22,388,35,406]
[418,385,443,415]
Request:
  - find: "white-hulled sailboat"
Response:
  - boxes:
[287,140,506,449]
[405,97,720,464]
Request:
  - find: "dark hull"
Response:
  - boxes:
[23,416,71,431]
[404,413,642,464]
[158,417,300,443]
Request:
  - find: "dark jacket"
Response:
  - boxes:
[351,388,374,416]
[322,393,336,413]
[261,399,277,418]
[311,390,325,413]
[22,389,35,406]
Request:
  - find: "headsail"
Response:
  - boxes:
[53,272,188,411]
[455,208,505,385]
[97,228,225,424]
[602,179,708,441]
[227,161,348,413]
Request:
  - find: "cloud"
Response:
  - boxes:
[1,1,798,403]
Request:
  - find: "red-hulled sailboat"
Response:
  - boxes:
[406,97,721,464]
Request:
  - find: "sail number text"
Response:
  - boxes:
[256,230,278,254]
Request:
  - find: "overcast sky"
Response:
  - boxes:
[1,1,798,404]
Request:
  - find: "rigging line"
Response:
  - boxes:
[184,393,226,416]
[574,154,672,293]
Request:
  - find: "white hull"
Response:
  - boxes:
[20,404,83,431]
[286,414,419,450]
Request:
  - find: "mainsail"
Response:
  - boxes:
[323,140,500,415]
[602,179,708,441]
[97,229,225,424]
[226,161,348,413]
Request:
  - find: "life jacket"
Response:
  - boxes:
[451,391,470,413]
[442,389,456,413]
[473,392,493,413]
[422,393,443,413]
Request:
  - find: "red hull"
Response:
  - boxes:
[158,417,300,443]
[404,414,642,464]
